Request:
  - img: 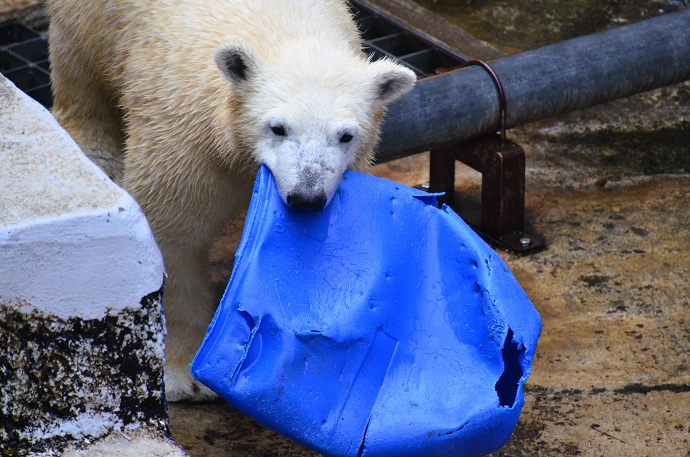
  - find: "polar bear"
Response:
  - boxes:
[47,0,416,401]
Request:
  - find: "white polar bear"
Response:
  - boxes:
[47,0,416,401]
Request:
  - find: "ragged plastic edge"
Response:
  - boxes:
[410,190,445,207]
[439,200,541,412]
[495,328,525,408]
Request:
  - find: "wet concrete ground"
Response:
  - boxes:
[414,0,686,54]
[3,1,689,455]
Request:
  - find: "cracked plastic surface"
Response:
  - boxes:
[191,166,542,457]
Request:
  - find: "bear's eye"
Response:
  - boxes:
[339,132,354,144]
[271,125,287,137]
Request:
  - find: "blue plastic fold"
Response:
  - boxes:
[191,165,542,457]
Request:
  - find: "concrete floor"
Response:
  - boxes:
[3,1,688,455]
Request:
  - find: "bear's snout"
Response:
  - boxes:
[283,164,331,211]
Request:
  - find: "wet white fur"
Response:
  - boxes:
[47,0,415,401]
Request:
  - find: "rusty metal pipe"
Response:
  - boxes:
[375,8,690,163]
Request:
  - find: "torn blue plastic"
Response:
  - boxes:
[191,165,542,457]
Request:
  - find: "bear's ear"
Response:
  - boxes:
[214,44,257,85]
[369,60,417,105]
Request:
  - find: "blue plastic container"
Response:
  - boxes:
[191,165,542,457]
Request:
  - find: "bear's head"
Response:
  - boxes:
[214,40,416,210]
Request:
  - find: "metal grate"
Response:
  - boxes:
[0,21,52,107]
[350,0,466,77]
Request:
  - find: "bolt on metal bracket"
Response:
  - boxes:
[428,60,546,255]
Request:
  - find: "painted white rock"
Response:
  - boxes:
[0,75,182,456]
[0,77,163,320]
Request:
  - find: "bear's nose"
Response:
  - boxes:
[287,192,327,211]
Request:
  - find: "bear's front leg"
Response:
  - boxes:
[159,240,218,402]
[122,147,253,402]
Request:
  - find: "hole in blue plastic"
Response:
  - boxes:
[238,310,262,374]
[239,309,255,329]
[495,328,524,408]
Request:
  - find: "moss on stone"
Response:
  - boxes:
[0,288,168,455]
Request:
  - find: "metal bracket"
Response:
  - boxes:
[428,61,545,255]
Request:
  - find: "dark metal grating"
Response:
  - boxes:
[350,0,466,77]
[0,21,52,107]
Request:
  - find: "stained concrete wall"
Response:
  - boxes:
[0,74,184,455]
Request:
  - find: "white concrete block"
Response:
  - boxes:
[0,75,164,320]
[0,75,182,455]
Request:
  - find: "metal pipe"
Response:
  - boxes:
[375,8,690,163]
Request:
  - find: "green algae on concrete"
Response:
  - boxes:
[413,0,686,53]
[0,291,169,455]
